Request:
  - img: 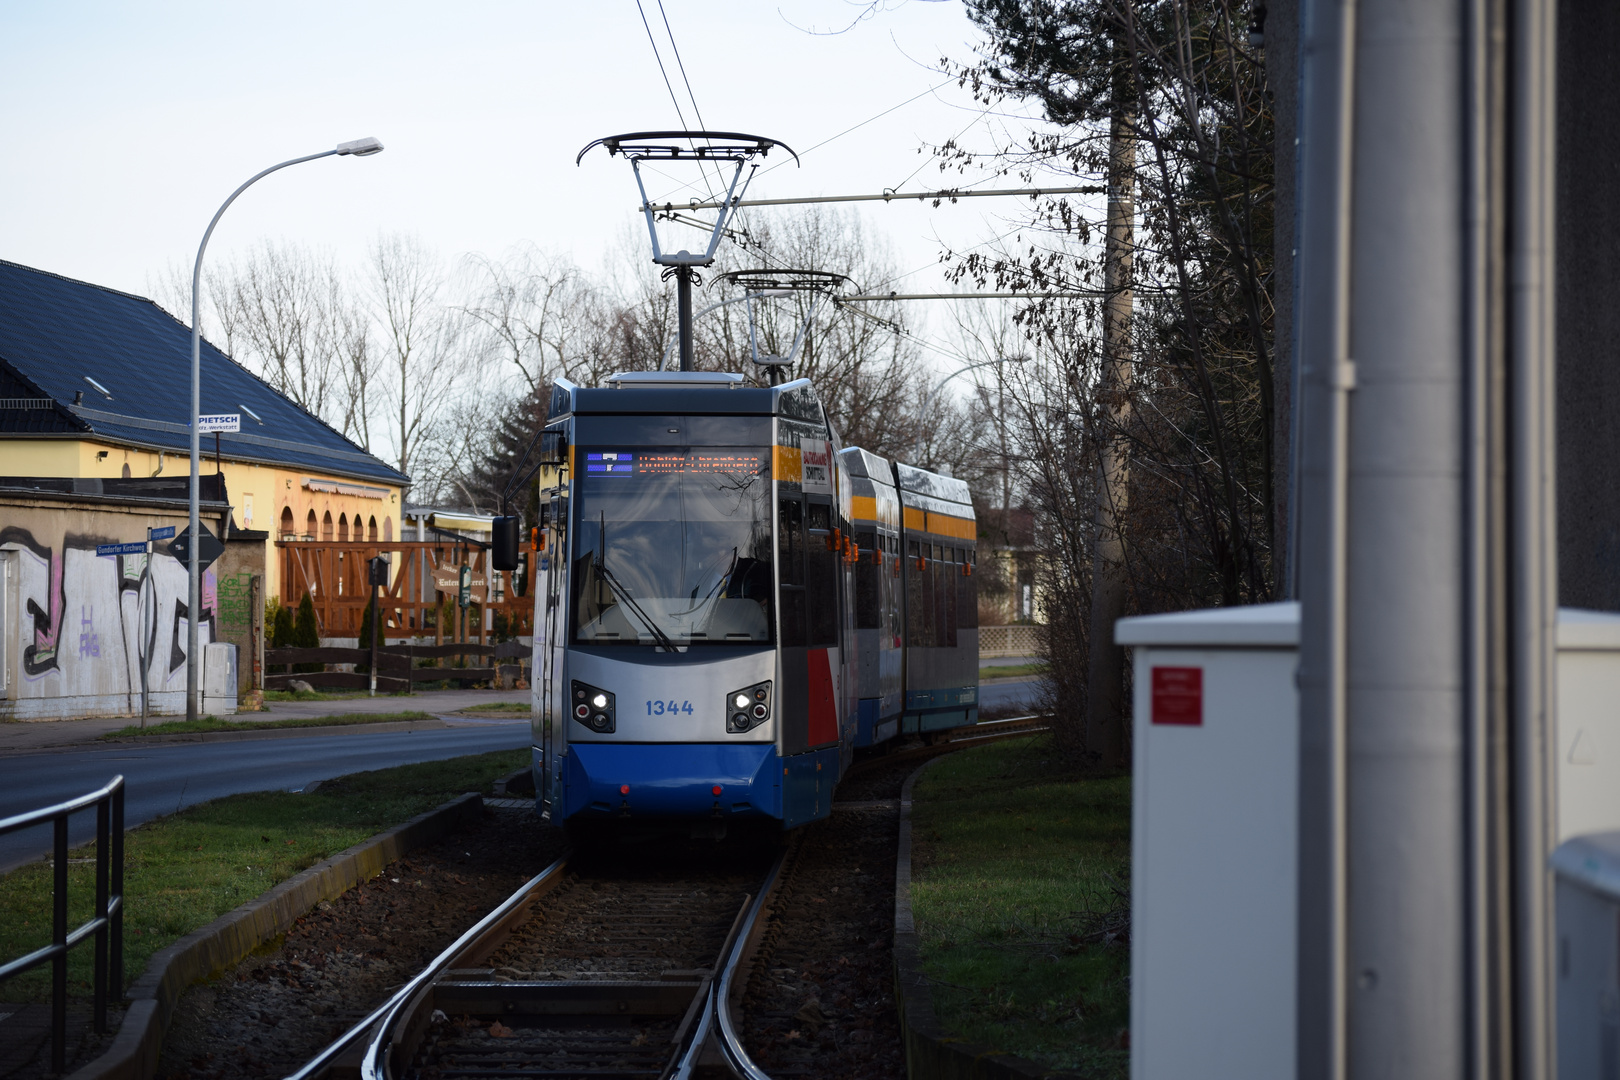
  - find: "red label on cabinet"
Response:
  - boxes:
[1151,666,1203,726]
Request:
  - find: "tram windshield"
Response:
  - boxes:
[572,448,774,646]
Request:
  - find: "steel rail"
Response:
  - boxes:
[283,851,571,1080]
[712,849,789,1079]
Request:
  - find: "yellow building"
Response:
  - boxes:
[0,259,408,604]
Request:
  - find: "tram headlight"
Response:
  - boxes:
[570,680,614,734]
[726,681,772,733]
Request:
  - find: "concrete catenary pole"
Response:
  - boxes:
[1087,67,1135,770]
[1295,0,1556,1074]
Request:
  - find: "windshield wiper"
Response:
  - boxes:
[595,556,680,652]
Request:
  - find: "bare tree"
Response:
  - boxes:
[224,240,346,419]
[368,232,465,482]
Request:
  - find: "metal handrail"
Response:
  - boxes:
[0,776,126,1074]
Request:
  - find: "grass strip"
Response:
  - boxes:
[100,711,441,740]
[910,734,1130,1077]
[0,748,529,1003]
[455,702,531,714]
[979,663,1049,680]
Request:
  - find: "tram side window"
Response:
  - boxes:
[932,544,950,648]
[907,538,932,647]
[942,546,959,647]
[779,498,806,648]
[805,502,838,646]
[958,546,979,630]
[854,530,879,629]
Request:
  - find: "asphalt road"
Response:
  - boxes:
[0,675,1043,872]
[0,719,531,872]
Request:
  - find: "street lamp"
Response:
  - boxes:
[917,355,1030,443]
[185,137,384,720]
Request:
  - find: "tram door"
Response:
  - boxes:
[802,498,840,748]
[536,490,568,815]
[778,496,808,754]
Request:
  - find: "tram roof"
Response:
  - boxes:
[895,461,972,508]
[551,374,826,424]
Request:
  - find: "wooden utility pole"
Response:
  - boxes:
[1087,73,1135,770]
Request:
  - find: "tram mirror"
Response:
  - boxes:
[491,516,521,571]
[537,430,566,465]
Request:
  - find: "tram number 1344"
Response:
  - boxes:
[647,700,696,716]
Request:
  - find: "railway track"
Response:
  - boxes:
[286,843,784,1080]
[282,715,1047,1080]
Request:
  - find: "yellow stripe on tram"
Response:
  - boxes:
[926,511,976,541]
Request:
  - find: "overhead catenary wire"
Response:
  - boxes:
[656,184,1102,212]
[646,78,958,207]
[654,0,726,200]
[632,0,718,201]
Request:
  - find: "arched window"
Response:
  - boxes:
[305,509,317,540]
[368,515,378,542]
[338,513,349,542]
[322,511,334,541]
[383,517,392,541]
[121,463,131,479]
[280,506,295,540]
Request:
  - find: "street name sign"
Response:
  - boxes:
[96,541,148,557]
[149,526,176,541]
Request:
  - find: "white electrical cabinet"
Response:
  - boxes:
[1552,832,1620,1077]
[202,642,238,716]
[1117,604,1620,1080]
[1556,611,1620,842]
[1116,602,1301,1080]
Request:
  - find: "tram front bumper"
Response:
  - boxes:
[561,742,781,821]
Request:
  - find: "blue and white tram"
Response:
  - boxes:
[525,369,976,837]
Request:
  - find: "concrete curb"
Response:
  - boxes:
[97,718,451,746]
[0,718,456,756]
[894,757,1080,1080]
[66,792,486,1080]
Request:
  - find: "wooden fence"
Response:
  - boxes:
[264,641,532,693]
[276,541,538,643]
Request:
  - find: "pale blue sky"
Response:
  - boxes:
[0,0,1026,346]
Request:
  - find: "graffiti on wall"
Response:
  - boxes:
[1,525,216,709]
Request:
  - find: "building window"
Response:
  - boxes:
[281,506,295,540]
[121,463,131,478]
[305,509,317,540]
[368,515,378,542]
[383,517,392,541]
[322,510,334,541]
[338,513,349,542]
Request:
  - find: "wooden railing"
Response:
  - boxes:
[264,641,532,692]
[276,541,538,642]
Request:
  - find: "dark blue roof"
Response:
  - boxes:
[0,259,408,486]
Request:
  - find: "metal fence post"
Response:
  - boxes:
[110,782,124,998]
[52,816,68,1074]
[93,797,109,1033]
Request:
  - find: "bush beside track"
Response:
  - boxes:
[907,734,1130,1077]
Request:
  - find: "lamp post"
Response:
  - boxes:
[186,137,384,721]
[915,355,1029,457]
